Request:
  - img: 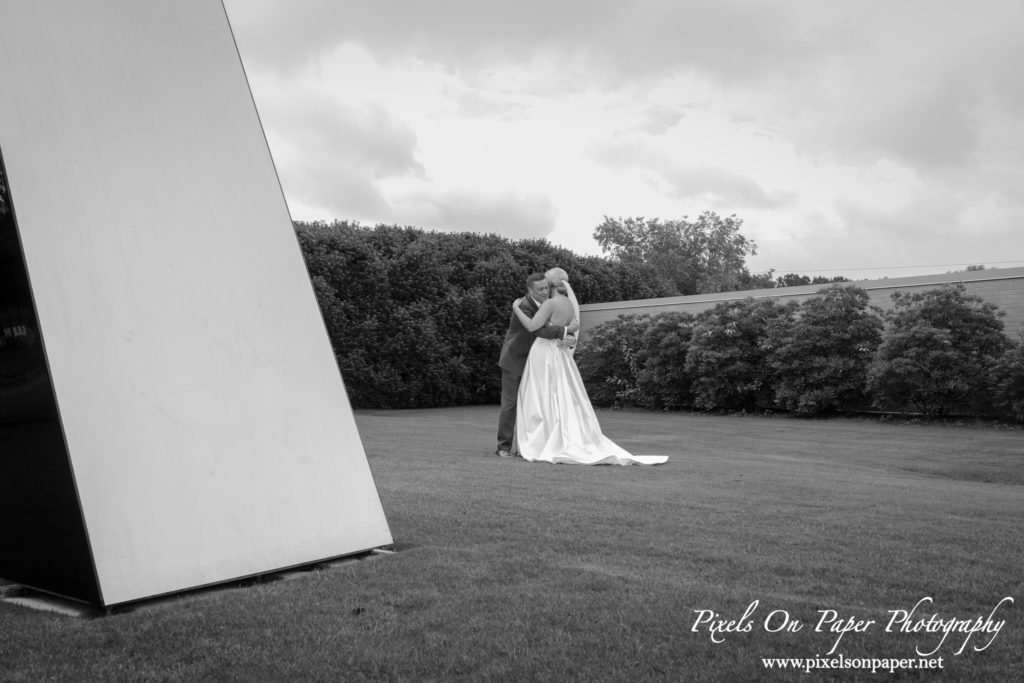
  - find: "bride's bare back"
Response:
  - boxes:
[545,292,575,326]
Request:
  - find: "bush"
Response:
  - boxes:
[295,220,1022,418]
[867,285,1011,417]
[685,298,797,411]
[295,221,673,408]
[576,314,652,407]
[635,311,697,409]
[770,286,883,416]
[990,334,1024,422]
[299,224,491,407]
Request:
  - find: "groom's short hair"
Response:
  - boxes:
[526,273,546,288]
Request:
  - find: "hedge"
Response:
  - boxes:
[577,284,1023,421]
[295,221,672,408]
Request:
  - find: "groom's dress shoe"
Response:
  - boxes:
[496,449,513,458]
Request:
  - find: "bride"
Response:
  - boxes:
[511,268,667,466]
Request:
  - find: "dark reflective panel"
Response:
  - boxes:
[0,154,100,604]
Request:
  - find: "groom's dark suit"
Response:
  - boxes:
[496,296,567,453]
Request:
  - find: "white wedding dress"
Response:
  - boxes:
[513,286,667,466]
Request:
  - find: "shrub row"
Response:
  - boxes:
[576,284,1024,421]
[295,221,1024,419]
[296,221,673,408]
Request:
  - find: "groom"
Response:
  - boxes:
[495,272,578,457]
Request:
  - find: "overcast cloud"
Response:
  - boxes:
[225,0,1024,279]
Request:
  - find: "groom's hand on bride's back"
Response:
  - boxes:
[567,319,579,334]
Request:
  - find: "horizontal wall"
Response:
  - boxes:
[579,266,1024,340]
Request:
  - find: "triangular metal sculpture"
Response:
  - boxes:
[0,0,392,607]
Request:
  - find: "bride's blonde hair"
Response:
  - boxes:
[545,267,569,293]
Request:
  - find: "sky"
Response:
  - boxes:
[223,0,1024,281]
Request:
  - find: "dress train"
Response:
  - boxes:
[514,339,667,465]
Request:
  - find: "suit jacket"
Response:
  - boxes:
[498,295,565,375]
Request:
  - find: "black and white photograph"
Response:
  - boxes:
[1,0,1021,680]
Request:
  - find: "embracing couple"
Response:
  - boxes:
[495,267,667,466]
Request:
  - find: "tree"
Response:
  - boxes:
[990,334,1024,421]
[635,311,697,409]
[593,211,758,295]
[775,273,813,288]
[575,314,652,406]
[739,269,776,290]
[294,220,673,408]
[685,297,798,411]
[774,273,851,288]
[770,286,883,415]
[867,285,1011,416]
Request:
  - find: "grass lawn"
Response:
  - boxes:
[1,407,1021,681]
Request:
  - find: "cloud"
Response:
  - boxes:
[452,90,531,121]
[225,0,1024,276]
[625,105,686,136]
[236,1,1022,165]
[248,77,423,219]
[824,185,1021,273]
[750,3,1024,171]
[226,1,832,92]
[590,139,793,209]
[391,189,557,239]
[265,93,422,179]
[228,1,1024,169]
[835,191,960,242]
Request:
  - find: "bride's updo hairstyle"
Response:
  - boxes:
[545,267,569,294]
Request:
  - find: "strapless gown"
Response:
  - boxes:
[513,338,668,465]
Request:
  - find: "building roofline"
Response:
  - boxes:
[579,265,1024,312]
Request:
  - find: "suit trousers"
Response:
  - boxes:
[497,367,522,451]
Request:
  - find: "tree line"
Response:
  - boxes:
[576,284,1024,421]
[296,218,1021,420]
[296,220,672,408]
